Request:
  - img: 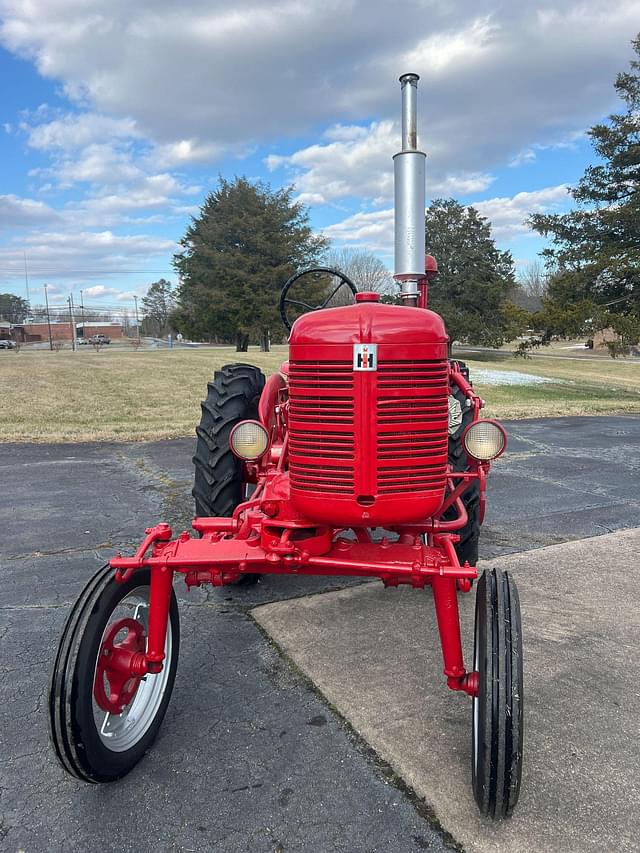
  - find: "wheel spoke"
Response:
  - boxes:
[284,298,316,310]
[100,713,113,737]
[279,266,358,330]
[320,279,349,308]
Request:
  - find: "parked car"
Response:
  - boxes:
[88,334,111,344]
[0,339,16,349]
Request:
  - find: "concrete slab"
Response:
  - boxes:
[253,529,640,853]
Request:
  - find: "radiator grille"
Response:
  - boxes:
[376,361,448,495]
[288,362,355,494]
[288,358,448,497]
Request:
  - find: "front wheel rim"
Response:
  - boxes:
[92,587,173,752]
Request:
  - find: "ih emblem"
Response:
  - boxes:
[353,343,378,371]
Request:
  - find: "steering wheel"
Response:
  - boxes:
[279,266,359,331]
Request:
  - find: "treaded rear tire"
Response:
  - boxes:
[447,360,480,566]
[193,363,266,584]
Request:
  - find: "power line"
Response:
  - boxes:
[0,268,175,274]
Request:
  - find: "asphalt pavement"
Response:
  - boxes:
[1,415,640,852]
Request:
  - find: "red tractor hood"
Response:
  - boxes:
[290,301,448,347]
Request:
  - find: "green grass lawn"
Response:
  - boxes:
[460,351,640,420]
[1,344,639,442]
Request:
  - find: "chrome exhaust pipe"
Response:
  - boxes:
[393,73,426,304]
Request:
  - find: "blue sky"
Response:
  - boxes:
[0,1,638,319]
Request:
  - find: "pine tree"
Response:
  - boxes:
[425,199,516,348]
[530,34,640,315]
[141,279,175,338]
[173,178,326,351]
[0,293,29,323]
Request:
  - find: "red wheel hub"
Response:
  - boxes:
[93,618,147,713]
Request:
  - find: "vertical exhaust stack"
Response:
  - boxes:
[393,73,426,305]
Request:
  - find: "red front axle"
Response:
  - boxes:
[103,513,480,711]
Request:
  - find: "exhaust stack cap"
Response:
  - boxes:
[393,72,426,297]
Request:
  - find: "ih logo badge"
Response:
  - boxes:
[353,343,377,371]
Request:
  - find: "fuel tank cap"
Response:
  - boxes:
[355,291,380,303]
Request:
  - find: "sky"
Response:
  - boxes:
[0,1,638,318]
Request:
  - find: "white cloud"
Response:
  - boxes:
[116,289,146,301]
[23,112,140,151]
[82,284,120,298]
[53,173,203,232]
[267,119,495,205]
[150,139,222,168]
[0,230,177,282]
[509,149,537,168]
[323,184,572,251]
[77,174,200,215]
[266,120,396,205]
[323,208,394,252]
[1,0,637,170]
[0,194,59,228]
[431,172,495,195]
[473,185,571,239]
[55,143,142,186]
[401,16,498,75]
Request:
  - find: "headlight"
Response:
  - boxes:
[230,420,270,460]
[463,419,506,461]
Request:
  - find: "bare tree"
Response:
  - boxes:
[121,308,132,337]
[82,309,114,323]
[519,260,548,299]
[324,248,394,296]
[512,260,549,312]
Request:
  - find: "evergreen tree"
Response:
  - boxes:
[425,199,516,348]
[530,34,640,315]
[173,177,326,351]
[140,279,175,337]
[0,293,29,323]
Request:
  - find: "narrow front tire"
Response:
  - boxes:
[471,567,524,818]
[49,564,180,783]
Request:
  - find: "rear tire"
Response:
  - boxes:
[447,360,480,566]
[471,567,524,818]
[193,363,266,585]
[49,564,180,783]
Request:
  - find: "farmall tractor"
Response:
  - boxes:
[49,75,523,820]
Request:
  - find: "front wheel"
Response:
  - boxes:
[49,564,180,783]
[471,567,524,818]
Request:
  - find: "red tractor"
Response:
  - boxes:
[49,75,523,820]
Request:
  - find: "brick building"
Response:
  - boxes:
[12,322,124,343]
[77,323,124,341]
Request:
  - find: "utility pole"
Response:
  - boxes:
[23,251,30,309]
[44,283,53,351]
[134,295,141,342]
[67,295,76,351]
[80,289,86,341]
